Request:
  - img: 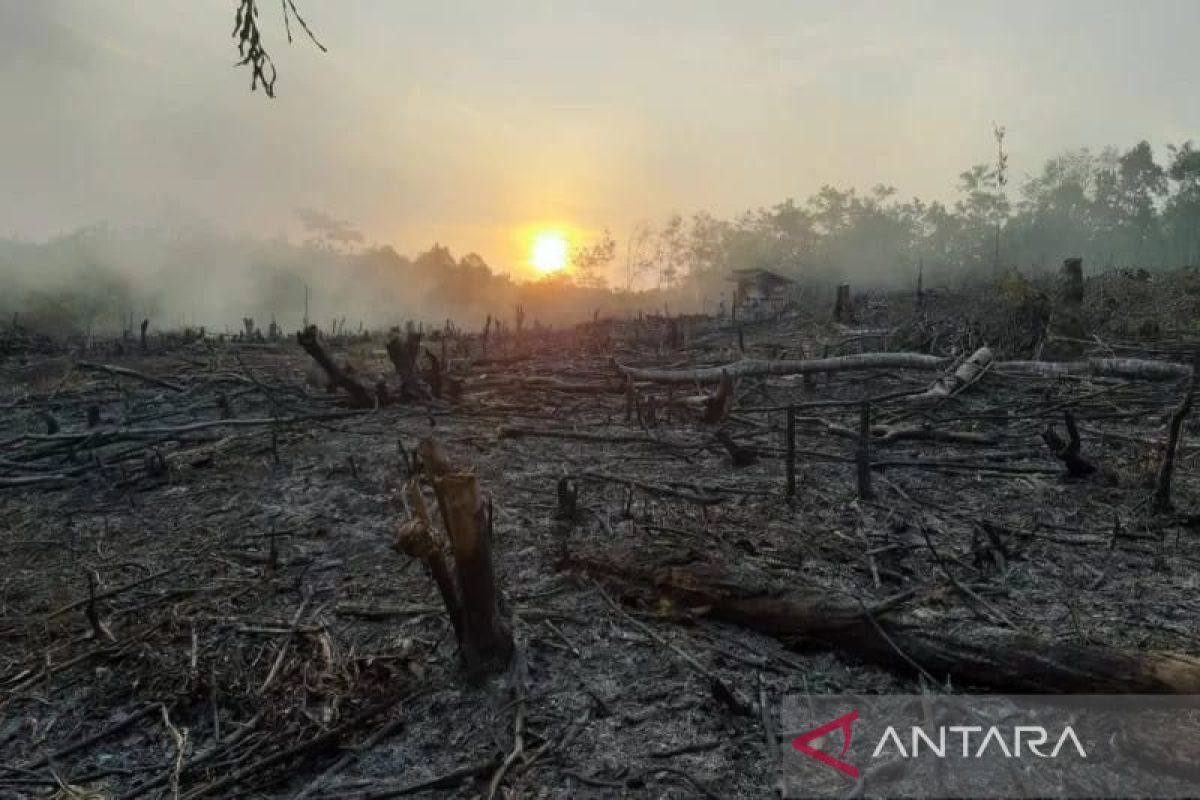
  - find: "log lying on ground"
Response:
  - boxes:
[297,326,374,407]
[903,346,992,405]
[572,545,1200,693]
[617,351,1191,385]
[996,358,1191,381]
[496,425,693,449]
[75,361,184,392]
[469,376,625,395]
[616,352,949,385]
[817,421,997,446]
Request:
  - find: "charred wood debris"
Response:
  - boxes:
[4,263,1200,796]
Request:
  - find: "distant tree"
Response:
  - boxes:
[991,123,1009,275]
[412,243,459,274]
[622,223,656,291]
[232,0,326,97]
[295,208,363,252]
[570,229,616,288]
[685,211,732,277]
[458,252,492,277]
[1165,141,1200,266]
[655,214,686,288]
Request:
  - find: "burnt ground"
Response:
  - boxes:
[4,272,1200,799]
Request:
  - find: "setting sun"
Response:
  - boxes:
[530,232,569,274]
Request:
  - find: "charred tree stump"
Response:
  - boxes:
[856,401,874,499]
[915,261,924,315]
[297,325,373,408]
[386,329,430,400]
[702,371,735,424]
[394,518,464,646]
[1042,409,1096,477]
[1045,257,1086,359]
[424,350,443,399]
[665,317,682,350]
[833,284,853,323]
[785,405,797,498]
[139,319,149,353]
[1154,357,1200,513]
[393,442,513,679]
[715,430,757,468]
[556,476,579,522]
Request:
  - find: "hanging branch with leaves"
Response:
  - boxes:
[233,0,326,98]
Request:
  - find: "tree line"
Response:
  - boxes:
[615,138,1200,291]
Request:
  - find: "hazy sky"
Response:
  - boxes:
[3,0,1199,277]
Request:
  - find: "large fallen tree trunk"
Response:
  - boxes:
[617,352,1191,385]
[573,545,1200,693]
[996,358,1191,381]
[903,346,992,405]
[616,352,949,385]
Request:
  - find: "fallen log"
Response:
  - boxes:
[617,352,1191,385]
[496,425,692,449]
[818,422,997,447]
[996,358,1190,381]
[469,376,624,395]
[616,352,949,385]
[571,545,1200,693]
[903,346,992,404]
[297,326,374,407]
[75,361,184,392]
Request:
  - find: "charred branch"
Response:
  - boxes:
[297,325,373,407]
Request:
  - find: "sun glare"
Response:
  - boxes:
[531,232,568,274]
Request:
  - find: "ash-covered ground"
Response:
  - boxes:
[3,272,1200,799]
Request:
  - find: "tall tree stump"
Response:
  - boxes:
[386,327,430,400]
[393,440,513,679]
[833,285,853,323]
[1044,257,1086,360]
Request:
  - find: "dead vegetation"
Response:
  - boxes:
[4,264,1200,797]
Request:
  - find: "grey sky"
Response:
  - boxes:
[2,0,1198,275]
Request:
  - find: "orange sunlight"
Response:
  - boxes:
[530,231,569,275]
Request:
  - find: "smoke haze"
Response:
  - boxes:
[3,1,1200,331]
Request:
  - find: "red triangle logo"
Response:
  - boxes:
[791,709,860,779]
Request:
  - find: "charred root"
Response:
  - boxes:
[1042,409,1096,478]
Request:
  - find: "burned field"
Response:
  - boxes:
[4,268,1200,798]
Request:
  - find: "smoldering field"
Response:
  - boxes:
[0,225,512,337]
[6,140,1200,800]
